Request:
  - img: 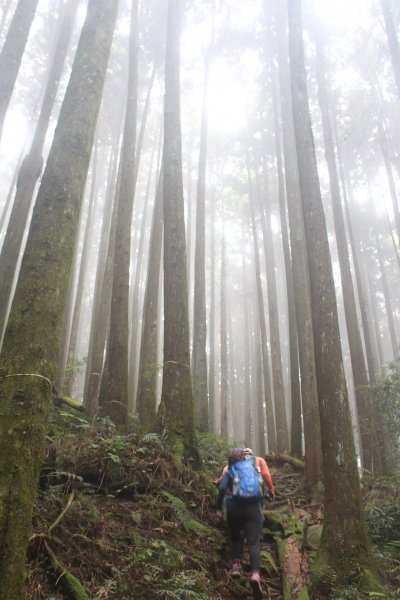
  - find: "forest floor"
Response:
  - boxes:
[26,408,400,600]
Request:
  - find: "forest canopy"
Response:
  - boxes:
[0,0,399,598]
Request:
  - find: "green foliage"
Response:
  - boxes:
[260,549,279,575]
[154,571,213,599]
[197,432,230,472]
[367,504,400,544]
[371,364,400,464]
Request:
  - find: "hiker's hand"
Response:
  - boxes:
[269,491,275,501]
[216,510,223,522]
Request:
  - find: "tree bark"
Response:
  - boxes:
[0,1,118,595]
[275,0,322,492]
[288,0,379,588]
[0,0,40,140]
[0,0,80,345]
[315,34,377,474]
[375,230,398,361]
[83,141,120,416]
[220,226,228,439]
[158,0,198,462]
[256,164,289,452]
[208,188,217,432]
[105,0,139,425]
[192,53,210,432]
[128,129,159,411]
[248,174,276,452]
[380,0,400,99]
[136,166,163,428]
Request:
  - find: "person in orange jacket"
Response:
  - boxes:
[243,447,275,500]
[214,448,275,500]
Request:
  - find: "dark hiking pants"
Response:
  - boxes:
[226,499,263,572]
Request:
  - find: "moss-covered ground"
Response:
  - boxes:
[25,408,400,599]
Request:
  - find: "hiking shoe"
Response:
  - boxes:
[229,560,242,577]
[250,571,263,599]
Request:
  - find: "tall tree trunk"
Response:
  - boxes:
[275,0,322,490]
[83,140,120,416]
[220,227,228,439]
[288,0,379,589]
[335,139,381,383]
[241,207,252,446]
[378,117,400,246]
[272,79,302,458]
[375,230,399,360]
[137,166,164,428]
[63,142,99,396]
[340,174,387,475]
[0,0,80,344]
[0,1,118,595]
[192,54,210,432]
[315,34,377,474]
[268,2,302,458]
[257,165,289,452]
[380,0,400,98]
[363,245,386,369]
[0,0,13,40]
[0,0,40,140]
[105,0,139,425]
[248,167,276,452]
[253,309,266,456]
[208,187,217,432]
[158,0,198,461]
[129,130,159,410]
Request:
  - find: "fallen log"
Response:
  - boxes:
[266,507,310,599]
[276,536,310,600]
[265,453,305,472]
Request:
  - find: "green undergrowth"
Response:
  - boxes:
[28,410,230,599]
[27,406,400,599]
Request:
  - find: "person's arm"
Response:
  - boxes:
[258,457,275,498]
[213,464,228,487]
[216,470,230,512]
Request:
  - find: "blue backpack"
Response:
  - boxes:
[229,459,262,500]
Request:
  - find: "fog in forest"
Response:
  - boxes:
[1,1,400,598]
[0,0,399,451]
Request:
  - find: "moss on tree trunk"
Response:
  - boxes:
[0,1,118,596]
[158,0,198,462]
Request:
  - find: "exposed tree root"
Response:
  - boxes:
[43,540,89,600]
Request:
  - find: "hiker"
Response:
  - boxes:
[243,447,275,501]
[215,447,265,599]
[214,448,275,502]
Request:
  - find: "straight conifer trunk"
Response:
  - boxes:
[315,34,377,474]
[380,0,400,98]
[106,0,139,425]
[192,54,210,432]
[288,0,378,588]
[83,142,120,416]
[0,1,118,596]
[255,165,288,451]
[137,167,164,428]
[0,0,40,140]
[248,170,276,451]
[276,0,322,491]
[220,228,228,439]
[158,0,198,461]
[0,0,80,345]
[208,188,217,432]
